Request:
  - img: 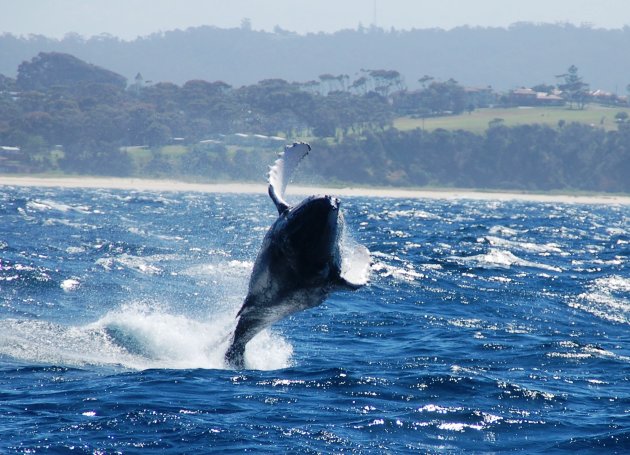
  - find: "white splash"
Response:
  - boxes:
[0,301,293,371]
[340,234,371,287]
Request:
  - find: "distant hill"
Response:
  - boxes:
[16,52,127,91]
[1,24,630,92]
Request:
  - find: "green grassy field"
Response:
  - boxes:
[394,105,630,133]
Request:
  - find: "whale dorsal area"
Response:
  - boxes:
[268,142,311,214]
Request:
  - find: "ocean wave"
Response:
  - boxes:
[60,278,80,292]
[1,186,628,452]
[384,209,441,220]
[448,248,562,272]
[370,251,424,282]
[183,260,254,280]
[26,199,91,214]
[94,253,180,275]
[483,235,562,254]
[488,225,524,237]
[569,275,630,325]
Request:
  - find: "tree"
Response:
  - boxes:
[318,74,338,94]
[418,75,434,89]
[368,69,405,97]
[615,111,629,124]
[350,76,369,95]
[531,83,555,93]
[420,79,467,115]
[557,65,589,110]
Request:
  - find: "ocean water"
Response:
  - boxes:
[0,185,628,453]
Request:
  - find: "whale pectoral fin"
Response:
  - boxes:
[268,142,311,213]
[268,184,289,215]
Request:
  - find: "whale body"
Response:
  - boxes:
[224,142,369,368]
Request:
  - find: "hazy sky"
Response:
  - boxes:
[2,0,630,40]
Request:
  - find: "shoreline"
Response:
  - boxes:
[1,175,629,205]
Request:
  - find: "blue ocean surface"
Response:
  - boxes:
[0,185,628,453]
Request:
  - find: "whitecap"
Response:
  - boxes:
[418,404,462,414]
[484,236,562,254]
[66,246,86,254]
[371,261,424,282]
[385,209,440,220]
[488,225,522,237]
[450,248,562,272]
[547,341,630,362]
[60,278,80,292]
[26,199,91,214]
[606,227,627,236]
[183,260,254,280]
[96,254,163,275]
[438,422,483,432]
[43,218,95,230]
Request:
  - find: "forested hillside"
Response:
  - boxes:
[2,24,630,92]
[1,52,629,193]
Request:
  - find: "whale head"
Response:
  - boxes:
[281,194,343,281]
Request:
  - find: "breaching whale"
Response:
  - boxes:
[224,142,370,368]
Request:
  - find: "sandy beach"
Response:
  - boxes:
[1,175,629,205]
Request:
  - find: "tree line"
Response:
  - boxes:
[0,52,477,174]
[306,124,629,193]
[0,52,628,193]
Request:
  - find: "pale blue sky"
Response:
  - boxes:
[2,0,629,40]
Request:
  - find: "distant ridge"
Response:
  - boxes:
[1,24,630,91]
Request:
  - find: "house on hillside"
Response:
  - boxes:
[535,91,564,106]
[507,88,564,107]
[508,88,537,105]
[590,89,626,106]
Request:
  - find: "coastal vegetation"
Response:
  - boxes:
[1,52,629,193]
